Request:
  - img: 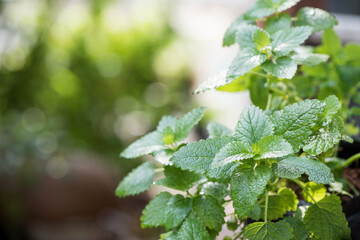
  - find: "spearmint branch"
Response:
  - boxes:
[342,152,360,168]
[249,71,268,78]
[292,179,318,204]
[154,168,164,173]
[265,75,272,111]
[264,191,269,223]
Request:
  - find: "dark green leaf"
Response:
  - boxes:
[174,107,206,142]
[193,196,225,232]
[295,7,338,32]
[283,216,310,240]
[198,182,228,202]
[265,13,292,35]
[177,214,211,240]
[212,141,254,168]
[243,220,293,240]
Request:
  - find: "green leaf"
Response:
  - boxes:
[260,187,298,221]
[234,105,274,145]
[253,135,294,159]
[115,162,154,197]
[207,122,232,138]
[262,57,297,79]
[226,48,267,82]
[177,214,211,240]
[236,25,267,49]
[302,181,326,203]
[303,195,351,240]
[295,7,338,32]
[223,16,255,47]
[156,166,204,191]
[283,216,310,240]
[192,196,225,232]
[198,182,228,202]
[216,75,249,92]
[141,192,193,230]
[157,116,177,132]
[212,141,254,168]
[243,221,293,240]
[246,0,300,19]
[207,161,240,182]
[318,29,342,56]
[254,30,270,51]
[265,13,292,35]
[274,156,335,184]
[162,126,175,145]
[171,136,234,174]
[291,53,329,67]
[271,99,325,149]
[271,26,313,57]
[231,165,271,218]
[174,107,206,142]
[120,131,164,158]
[324,95,341,116]
[249,75,268,110]
[248,203,262,221]
[153,149,175,165]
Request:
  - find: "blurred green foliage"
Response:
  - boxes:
[0,0,193,174]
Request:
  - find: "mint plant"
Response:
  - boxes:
[116,0,360,239]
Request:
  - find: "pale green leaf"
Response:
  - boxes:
[141,192,193,230]
[174,107,206,142]
[243,221,293,240]
[162,126,175,145]
[283,216,310,240]
[177,214,211,240]
[318,29,342,56]
[265,13,291,35]
[223,16,255,47]
[171,136,234,174]
[207,122,232,138]
[120,131,164,158]
[226,48,267,82]
[253,135,294,159]
[303,195,351,240]
[153,149,175,165]
[291,53,329,67]
[274,156,335,184]
[234,105,274,145]
[271,99,325,149]
[115,162,154,197]
[231,165,271,218]
[302,181,326,203]
[198,182,228,202]
[254,30,270,50]
[271,26,313,57]
[249,74,268,110]
[207,161,239,182]
[246,0,300,19]
[236,25,266,49]
[212,141,254,168]
[262,57,297,79]
[192,196,225,232]
[157,116,177,132]
[324,95,341,116]
[156,166,204,191]
[295,7,338,32]
[216,75,249,92]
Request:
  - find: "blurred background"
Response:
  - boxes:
[0,0,359,240]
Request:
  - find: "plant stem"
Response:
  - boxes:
[266,75,272,111]
[293,179,318,204]
[342,152,360,168]
[154,168,164,173]
[264,191,269,223]
[249,71,268,78]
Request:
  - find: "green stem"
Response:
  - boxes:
[266,75,272,111]
[264,191,269,223]
[154,168,164,173]
[342,153,360,168]
[249,71,268,78]
[293,179,317,204]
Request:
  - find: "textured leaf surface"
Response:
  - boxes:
[274,156,334,184]
[207,161,239,182]
[254,30,270,50]
[115,162,154,197]
[271,26,313,57]
[192,196,225,232]
[223,16,255,47]
[212,141,254,168]
[283,216,310,240]
[121,131,164,158]
[226,48,267,82]
[171,136,234,174]
[198,182,228,202]
[216,75,249,92]
[260,188,298,220]
[271,99,325,149]
[246,0,300,19]
[141,192,192,230]
[177,215,211,240]
[231,165,271,218]
[174,107,206,142]
[207,122,232,138]
[291,53,329,67]
[157,116,177,132]
[303,195,351,240]
[153,149,175,165]
[156,166,204,191]
[295,7,338,32]
[262,57,297,79]
[254,136,294,159]
[243,221,293,240]
[265,13,291,35]
[234,105,274,145]
[324,95,341,116]
[235,25,267,49]
[302,181,326,203]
